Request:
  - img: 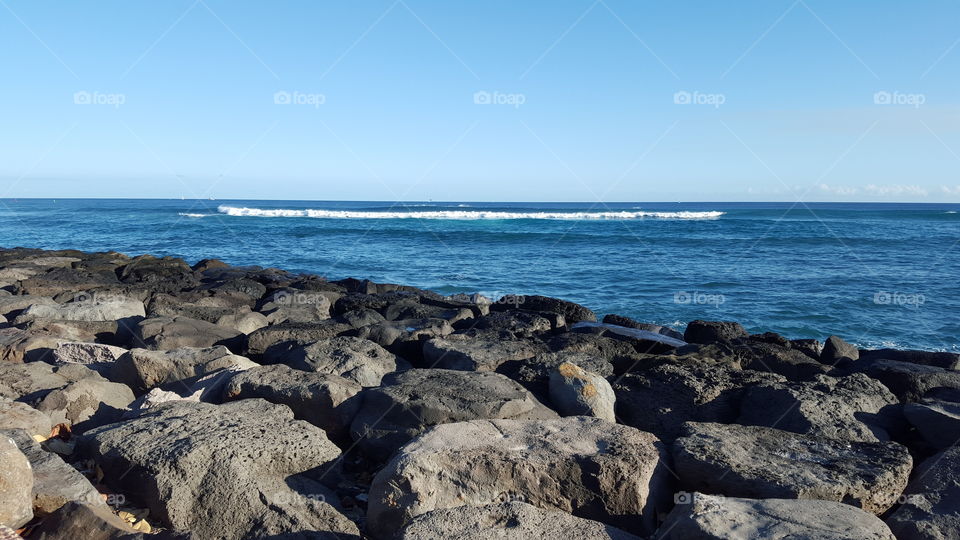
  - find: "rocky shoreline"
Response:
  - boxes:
[0,246,957,539]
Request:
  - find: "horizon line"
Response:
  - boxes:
[2,197,959,205]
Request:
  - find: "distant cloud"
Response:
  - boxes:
[940,185,960,195]
[818,183,859,195]
[864,184,929,196]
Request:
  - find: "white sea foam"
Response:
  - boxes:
[178,213,210,218]
[217,206,724,220]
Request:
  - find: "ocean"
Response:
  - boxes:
[1,199,957,352]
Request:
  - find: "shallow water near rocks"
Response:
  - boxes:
[1,199,958,351]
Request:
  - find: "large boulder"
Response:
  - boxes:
[672,422,912,514]
[2,429,104,516]
[350,369,558,462]
[422,335,546,372]
[736,373,903,442]
[246,320,354,358]
[497,351,614,404]
[659,492,895,540]
[110,346,257,394]
[683,320,747,344]
[117,255,198,291]
[0,435,33,528]
[863,359,960,402]
[50,342,127,367]
[463,310,554,336]
[133,316,243,351]
[279,336,409,387]
[367,416,671,538]
[885,446,960,539]
[257,288,332,324]
[903,398,960,449]
[494,294,596,324]
[36,378,134,432]
[14,299,145,324]
[398,502,642,539]
[352,318,454,362]
[860,348,960,370]
[0,362,99,406]
[548,362,615,421]
[739,341,830,381]
[0,295,56,319]
[821,335,859,366]
[81,399,359,539]
[27,501,151,540]
[613,363,785,441]
[223,364,362,442]
[0,397,51,437]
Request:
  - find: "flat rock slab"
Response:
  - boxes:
[423,335,547,372]
[110,346,257,394]
[367,416,672,539]
[659,492,895,540]
[81,399,359,539]
[350,369,558,462]
[903,399,960,449]
[281,336,408,387]
[15,299,145,324]
[886,446,960,539]
[672,422,912,515]
[134,316,242,351]
[398,502,642,539]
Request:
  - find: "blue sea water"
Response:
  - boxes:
[1,199,958,352]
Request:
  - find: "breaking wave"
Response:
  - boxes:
[216,206,724,220]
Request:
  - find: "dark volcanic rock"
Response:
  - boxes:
[133,316,244,352]
[497,351,614,404]
[683,320,747,344]
[422,334,546,372]
[821,335,860,366]
[601,313,684,340]
[367,416,671,539]
[350,369,558,462]
[739,340,830,381]
[492,294,596,324]
[672,422,912,515]
[860,348,960,370]
[903,398,960,449]
[863,359,960,403]
[279,336,409,387]
[110,346,256,394]
[81,399,359,539]
[886,446,960,540]
[247,320,354,358]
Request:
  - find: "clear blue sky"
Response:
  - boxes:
[2,0,959,202]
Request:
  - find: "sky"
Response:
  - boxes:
[1,0,959,202]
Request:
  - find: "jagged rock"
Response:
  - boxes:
[548,362,615,421]
[0,295,56,319]
[0,362,99,406]
[383,300,473,325]
[14,299,145,324]
[279,336,409,387]
[257,288,332,324]
[886,446,960,540]
[117,255,198,291]
[246,320,354,358]
[903,398,960,449]
[223,364,361,442]
[736,373,903,442]
[790,338,823,359]
[16,267,119,297]
[860,348,960,370]
[863,359,960,402]
[683,320,747,344]
[423,334,546,372]
[739,341,830,381]
[353,318,454,362]
[351,369,558,462]
[492,294,596,324]
[50,342,127,367]
[672,422,912,514]
[81,400,359,539]
[2,429,103,516]
[0,326,82,363]
[0,436,32,528]
[36,378,134,432]
[133,316,243,351]
[27,501,155,540]
[460,310,553,336]
[367,416,671,538]
[659,492,895,540]
[821,335,859,366]
[613,363,785,441]
[110,346,257,394]
[0,397,51,436]
[399,502,642,539]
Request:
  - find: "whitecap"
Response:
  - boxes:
[217,205,724,220]
[178,213,210,218]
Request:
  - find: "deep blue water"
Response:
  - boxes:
[1,199,958,352]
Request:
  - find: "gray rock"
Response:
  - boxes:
[864,359,960,402]
[886,446,960,540]
[0,295,56,319]
[110,346,257,394]
[352,318,454,362]
[81,399,359,539]
[672,422,912,515]
[464,310,554,336]
[36,378,134,432]
[15,298,145,324]
[367,416,671,539]
[27,501,149,540]
[903,399,960,449]
[0,436,32,528]
[496,294,597,324]
[247,320,354,358]
[223,364,362,442]
[281,336,409,387]
[548,362,615,421]
[683,320,747,344]
[399,502,642,539]
[0,361,99,406]
[351,369,558,462]
[0,397,51,437]
[422,335,546,372]
[215,310,268,335]
[0,326,81,363]
[133,316,243,351]
[790,338,824,359]
[258,288,332,324]
[572,322,687,352]
[821,335,859,366]
[496,351,614,404]
[860,348,960,370]
[613,363,785,441]
[2,429,104,516]
[50,342,127,367]
[659,492,895,540]
[740,341,830,381]
[736,373,902,442]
